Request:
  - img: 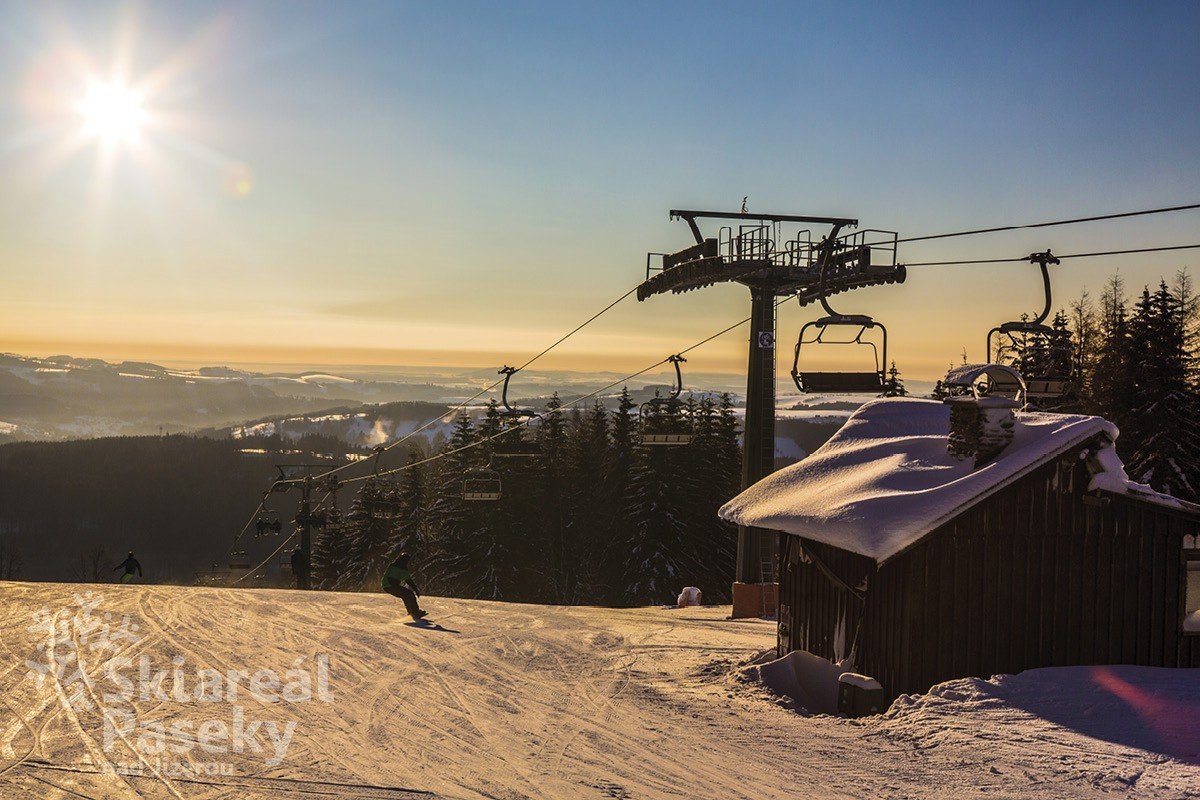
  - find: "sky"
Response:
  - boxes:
[1,0,1198,381]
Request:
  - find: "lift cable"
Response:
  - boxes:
[230,201,1200,547]
[336,303,795,485]
[229,487,335,584]
[343,360,669,484]
[263,240,1200,497]
[902,242,1200,268]
[229,496,267,549]
[891,202,1200,246]
[231,532,296,586]
[286,285,642,487]
[227,283,645,548]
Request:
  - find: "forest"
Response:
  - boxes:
[0,272,1196,604]
[315,271,1200,606]
[311,391,743,606]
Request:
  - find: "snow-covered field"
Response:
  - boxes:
[0,583,1196,799]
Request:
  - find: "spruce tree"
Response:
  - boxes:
[564,401,611,603]
[1089,274,1134,428]
[620,398,692,605]
[423,412,482,595]
[536,394,571,601]
[1125,282,1200,500]
[883,361,907,397]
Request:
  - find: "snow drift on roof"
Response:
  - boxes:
[718,397,1176,563]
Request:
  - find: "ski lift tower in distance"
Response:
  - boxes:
[640,209,905,618]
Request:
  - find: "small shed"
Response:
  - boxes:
[720,395,1200,703]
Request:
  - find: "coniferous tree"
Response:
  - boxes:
[620,398,692,605]
[1068,290,1100,410]
[1125,282,1200,499]
[424,412,481,594]
[387,451,429,561]
[1089,273,1136,430]
[536,394,572,601]
[883,361,907,397]
[564,401,611,603]
[325,477,400,591]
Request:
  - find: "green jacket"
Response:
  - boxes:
[382,564,416,591]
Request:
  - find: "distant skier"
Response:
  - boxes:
[290,547,309,589]
[113,552,142,584]
[381,552,426,620]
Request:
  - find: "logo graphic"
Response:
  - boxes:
[25,592,334,776]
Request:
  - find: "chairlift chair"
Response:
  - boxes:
[228,550,251,570]
[791,313,888,394]
[986,251,1069,404]
[942,363,1027,404]
[491,365,542,457]
[790,242,890,394]
[640,355,694,446]
[462,466,502,501]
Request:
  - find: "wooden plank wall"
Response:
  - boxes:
[780,441,1200,702]
[778,536,874,664]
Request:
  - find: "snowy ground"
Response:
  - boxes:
[0,583,1197,799]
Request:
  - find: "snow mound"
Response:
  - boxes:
[742,649,846,714]
[720,398,1136,562]
[881,666,1200,771]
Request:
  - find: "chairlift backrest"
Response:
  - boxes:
[498,366,539,421]
[984,251,1069,402]
[942,363,1026,403]
[639,355,694,446]
[791,314,887,394]
[462,466,502,501]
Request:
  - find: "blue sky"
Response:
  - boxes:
[1,1,1198,378]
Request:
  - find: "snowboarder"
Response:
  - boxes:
[381,552,426,619]
[290,547,309,589]
[113,552,142,584]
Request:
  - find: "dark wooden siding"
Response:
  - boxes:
[778,537,874,664]
[779,442,1200,702]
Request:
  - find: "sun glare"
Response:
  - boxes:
[79,81,146,143]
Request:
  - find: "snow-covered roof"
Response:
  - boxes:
[720,398,1194,563]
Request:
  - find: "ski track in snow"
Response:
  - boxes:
[0,584,1196,799]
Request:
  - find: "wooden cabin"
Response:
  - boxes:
[721,392,1200,703]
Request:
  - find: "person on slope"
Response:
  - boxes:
[113,552,142,584]
[381,552,426,620]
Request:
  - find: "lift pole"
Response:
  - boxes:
[273,463,340,590]
[299,475,313,590]
[737,287,777,585]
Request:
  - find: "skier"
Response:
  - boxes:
[113,552,142,584]
[381,552,426,620]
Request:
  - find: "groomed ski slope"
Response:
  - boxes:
[0,583,1196,799]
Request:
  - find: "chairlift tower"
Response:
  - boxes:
[640,209,905,617]
[272,463,342,590]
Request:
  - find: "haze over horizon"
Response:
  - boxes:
[2,1,1199,380]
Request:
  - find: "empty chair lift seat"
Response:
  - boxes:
[797,371,883,394]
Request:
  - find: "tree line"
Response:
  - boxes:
[311,391,742,606]
[937,270,1200,501]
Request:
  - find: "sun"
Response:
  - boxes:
[79,81,147,143]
